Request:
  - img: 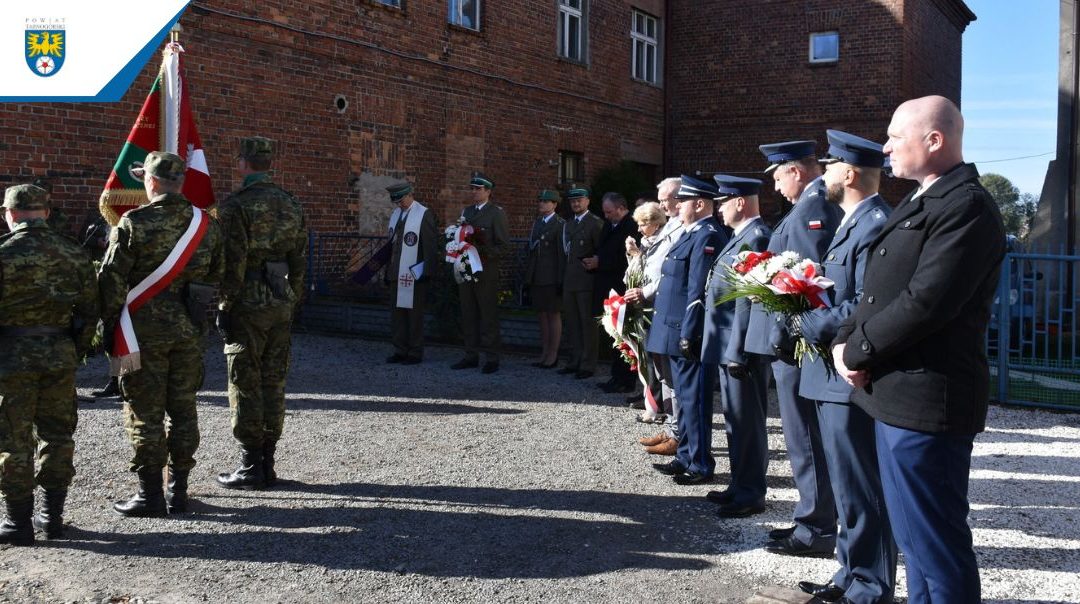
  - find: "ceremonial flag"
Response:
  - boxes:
[99,41,214,224]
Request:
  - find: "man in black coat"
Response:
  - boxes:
[833,95,1006,604]
[584,192,640,392]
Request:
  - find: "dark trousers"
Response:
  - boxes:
[391,282,427,358]
[563,289,597,371]
[773,360,836,548]
[718,353,770,506]
[818,402,897,604]
[458,275,501,363]
[671,356,716,476]
[876,422,979,604]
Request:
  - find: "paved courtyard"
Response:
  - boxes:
[1,332,1078,603]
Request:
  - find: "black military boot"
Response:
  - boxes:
[32,489,67,539]
[262,441,278,488]
[216,447,264,490]
[165,468,190,514]
[113,467,167,517]
[91,376,120,399]
[0,496,35,546]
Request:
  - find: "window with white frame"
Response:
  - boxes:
[449,0,480,30]
[558,0,586,62]
[379,0,401,7]
[809,31,839,64]
[631,10,658,84]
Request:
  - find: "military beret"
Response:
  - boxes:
[566,186,590,199]
[132,151,186,182]
[238,136,274,159]
[821,129,885,168]
[3,184,49,211]
[470,172,494,189]
[387,182,414,202]
[674,174,718,200]
[713,174,763,200]
[537,189,560,202]
[758,140,818,173]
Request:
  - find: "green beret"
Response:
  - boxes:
[239,136,274,159]
[567,186,590,199]
[133,151,186,182]
[470,172,494,189]
[3,184,49,211]
[537,189,560,202]
[387,182,414,202]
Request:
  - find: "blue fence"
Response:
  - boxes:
[990,252,1080,410]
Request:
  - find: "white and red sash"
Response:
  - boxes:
[111,208,209,376]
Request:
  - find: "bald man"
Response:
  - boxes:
[832,95,1006,604]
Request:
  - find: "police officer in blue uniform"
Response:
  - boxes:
[792,131,896,604]
[746,140,841,556]
[647,175,729,485]
[702,174,773,517]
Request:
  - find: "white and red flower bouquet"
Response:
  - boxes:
[717,249,836,371]
[599,281,659,415]
[444,219,484,283]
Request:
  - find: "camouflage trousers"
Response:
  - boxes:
[225,304,293,449]
[0,365,77,501]
[119,332,204,472]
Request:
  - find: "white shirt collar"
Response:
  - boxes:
[542,213,553,223]
[912,176,942,200]
[475,201,488,211]
[733,216,761,237]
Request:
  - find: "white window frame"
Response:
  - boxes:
[379,0,401,7]
[631,9,659,84]
[449,0,481,31]
[809,31,839,64]
[558,0,586,62]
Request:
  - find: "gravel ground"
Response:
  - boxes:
[1,331,1078,603]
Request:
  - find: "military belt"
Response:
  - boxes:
[245,259,286,282]
[0,326,68,337]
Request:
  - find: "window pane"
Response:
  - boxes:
[646,45,655,82]
[463,0,477,28]
[811,32,839,62]
[568,15,580,60]
[647,17,655,39]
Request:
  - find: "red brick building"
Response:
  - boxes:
[0,0,974,238]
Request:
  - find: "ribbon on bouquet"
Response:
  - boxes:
[767,264,834,309]
[111,207,210,376]
[603,290,659,414]
[444,222,484,274]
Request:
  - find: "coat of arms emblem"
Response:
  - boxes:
[25,18,66,78]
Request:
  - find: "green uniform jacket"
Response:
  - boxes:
[461,202,510,274]
[217,174,307,311]
[562,212,605,293]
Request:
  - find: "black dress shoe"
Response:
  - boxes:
[556,366,578,375]
[705,489,734,505]
[768,524,797,541]
[652,461,686,476]
[626,394,645,409]
[91,377,121,399]
[716,501,766,518]
[481,361,499,374]
[531,361,547,368]
[539,361,559,369]
[386,354,406,364]
[597,378,617,389]
[450,357,479,370]
[797,580,845,603]
[673,471,713,485]
[764,535,834,558]
[600,380,634,393]
[400,356,421,365]
[574,370,594,379]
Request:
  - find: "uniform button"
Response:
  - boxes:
[829,254,836,261]
[867,295,875,304]
[904,220,911,228]
[879,248,887,256]
[861,341,871,352]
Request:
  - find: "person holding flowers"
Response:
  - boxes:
[647,175,729,485]
[789,130,896,604]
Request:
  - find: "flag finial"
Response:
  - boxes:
[170,22,183,44]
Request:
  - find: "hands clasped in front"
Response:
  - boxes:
[832,343,868,389]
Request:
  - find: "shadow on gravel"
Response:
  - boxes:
[195,392,527,415]
[55,483,767,578]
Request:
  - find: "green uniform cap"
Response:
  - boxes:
[239,136,274,160]
[537,189,560,202]
[470,172,494,189]
[3,184,50,211]
[387,182,414,202]
[133,151,186,182]
[566,186,590,199]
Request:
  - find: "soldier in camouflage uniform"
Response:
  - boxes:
[0,184,98,545]
[98,152,223,517]
[215,137,307,491]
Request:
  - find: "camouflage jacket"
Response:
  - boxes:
[0,218,99,369]
[98,193,224,340]
[217,173,307,311]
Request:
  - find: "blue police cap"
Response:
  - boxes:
[674,174,719,200]
[758,140,818,173]
[712,174,763,200]
[821,129,885,168]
